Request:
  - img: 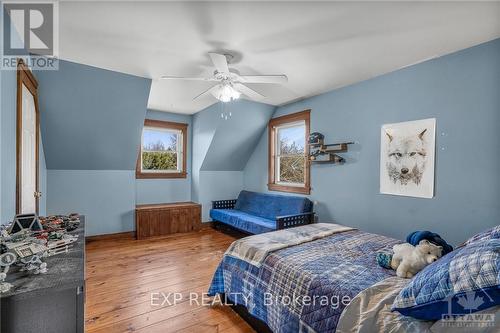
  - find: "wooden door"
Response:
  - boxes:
[16,59,41,214]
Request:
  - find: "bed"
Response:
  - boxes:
[208,223,500,333]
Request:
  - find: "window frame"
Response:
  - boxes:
[268,110,311,194]
[136,119,188,179]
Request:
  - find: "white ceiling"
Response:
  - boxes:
[58,1,500,114]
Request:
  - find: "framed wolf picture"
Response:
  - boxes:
[380,118,436,198]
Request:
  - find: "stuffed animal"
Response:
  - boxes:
[406,231,453,255]
[390,240,443,278]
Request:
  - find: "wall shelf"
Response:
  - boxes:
[309,134,353,165]
[310,154,345,164]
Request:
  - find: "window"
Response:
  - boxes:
[268,110,310,194]
[136,119,187,179]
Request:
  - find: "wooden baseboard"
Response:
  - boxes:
[85,231,135,242]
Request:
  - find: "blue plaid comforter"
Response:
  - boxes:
[208,229,400,333]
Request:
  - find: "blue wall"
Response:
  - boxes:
[200,100,275,171]
[244,38,500,245]
[1,58,2,221]
[46,110,192,236]
[35,60,152,170]
[47,170,135,235]
[45,107,192,236]
[39,60,152,235]
[192,100,275,220]
[0,9,19,223]
[0,5,2,219]
[135,110,193,205]
[1,66,18,223]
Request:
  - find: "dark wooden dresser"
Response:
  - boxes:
[0,217,85,333]
[135,202,202,239]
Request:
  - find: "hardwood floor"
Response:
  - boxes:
[85,227,255,333]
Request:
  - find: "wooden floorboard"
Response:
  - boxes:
[85,227,255,333]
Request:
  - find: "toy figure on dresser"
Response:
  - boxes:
[0,213,80,293]
[39,214,80,256]
[0,214,49,293]
[39,213,80,232]
[46,233,78,256]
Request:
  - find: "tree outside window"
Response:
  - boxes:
[136,120,187,179]
[268,110,310,194]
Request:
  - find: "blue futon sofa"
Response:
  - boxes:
[210,190,315,234]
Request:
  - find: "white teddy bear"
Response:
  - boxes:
[391,240,443,278]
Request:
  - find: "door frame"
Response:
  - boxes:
[16,58,40,214]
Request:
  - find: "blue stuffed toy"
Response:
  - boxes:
[406,231,453,255]
[376,251,393,269]
[377,231,453,270]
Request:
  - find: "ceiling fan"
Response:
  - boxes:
[160,53,288,103]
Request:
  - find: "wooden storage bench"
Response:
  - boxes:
[135,202,202,239]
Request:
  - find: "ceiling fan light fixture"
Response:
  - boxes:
[163,52,284,103]
[218,83,240,103]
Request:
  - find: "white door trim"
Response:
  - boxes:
[16,59,40,215]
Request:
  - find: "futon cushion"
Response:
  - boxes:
[210,209,276,234]
[392,238,500,320]
[233,190,312,220]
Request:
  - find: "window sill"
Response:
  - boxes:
[268,183,310,195]
[136,172,187,179]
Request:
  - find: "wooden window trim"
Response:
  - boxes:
[268,109,311,195]
[16,59,40,214]
[136,119,188,179]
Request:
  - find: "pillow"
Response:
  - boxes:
[463,225,500,246]
[392,238,500,320]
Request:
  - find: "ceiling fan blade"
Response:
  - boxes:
[208,53,229,73]
[238,75,288,84]
[193,85,220,100]
[234,83,265,100]
[160,76,217,81]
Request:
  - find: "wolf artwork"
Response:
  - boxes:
[380,118,436,198]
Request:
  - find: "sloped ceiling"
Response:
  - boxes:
[197,100,275,171]
[55,1,500,114]
[35,60,151,170]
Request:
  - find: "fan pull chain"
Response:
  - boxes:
[220,102,232,120]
